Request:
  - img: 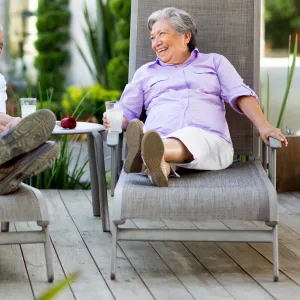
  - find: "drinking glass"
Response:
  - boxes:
[105,101,123,133]
[20,98,37,118]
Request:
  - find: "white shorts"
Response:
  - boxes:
[165,126,234,171]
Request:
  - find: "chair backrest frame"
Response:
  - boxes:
[129,0,261,158]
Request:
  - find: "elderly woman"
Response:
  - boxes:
[103,7,287,187]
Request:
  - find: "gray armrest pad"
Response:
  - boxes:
[269,137,282,149]
[107,132,120,147]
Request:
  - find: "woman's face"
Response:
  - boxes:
[150,19,191,65]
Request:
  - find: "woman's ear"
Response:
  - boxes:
[184,32,192,44]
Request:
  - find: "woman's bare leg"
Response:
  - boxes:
[162,138,193,175]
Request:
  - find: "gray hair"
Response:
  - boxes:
[0,24,3,32]
[147,7,197,52]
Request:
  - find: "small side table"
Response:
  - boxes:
[52,122,109,231]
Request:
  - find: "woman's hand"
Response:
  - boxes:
[102,112,129,132]
[258,123,288,147]
[103,112,110,131]
[5,117,22,129]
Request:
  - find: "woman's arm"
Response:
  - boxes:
[237,96,288,147]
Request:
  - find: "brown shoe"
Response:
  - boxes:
[141,130,168,187]
[0,141,59,195]
[124,119,144,173]
[0,109,56,165]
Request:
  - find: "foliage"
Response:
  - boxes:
[25,136,90,189]
[276,34,298,128]
[107,0,131,90]
[265,0,300,49]
[24,87,91,190]
[37,271,80,300]
[76,0,116,88]
[265,35,298,130]
[35,0,71,101]
[61,84,121,121]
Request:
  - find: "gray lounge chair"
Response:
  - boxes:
[105,0,281,281]
[0,183,54,282]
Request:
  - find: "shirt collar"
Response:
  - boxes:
[155,48,199,67]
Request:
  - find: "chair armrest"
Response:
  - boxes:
[269,137,282,149]
[268,137,282,189]
[106,131,124,196]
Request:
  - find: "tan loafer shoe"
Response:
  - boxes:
[0,109,56,165]
[141,130,168,187]
[124,119,144,173]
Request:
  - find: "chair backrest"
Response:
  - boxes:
[129,0,261,157]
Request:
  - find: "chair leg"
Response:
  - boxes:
[110,222,118,280]
[273,225,279,282]
[43,226,54,282]
[1,222,9,232]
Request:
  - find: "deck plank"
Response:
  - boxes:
[163,220,274,300]
[3,191,300,299]
[14,222,75,300]
[59,190,154,300]
[133,219,233,300]
[118,219,195,300]
[0,225,34,300]
[43,190,114,300]
[219,221,300,299]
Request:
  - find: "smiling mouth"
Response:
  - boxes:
[157,48,167,54]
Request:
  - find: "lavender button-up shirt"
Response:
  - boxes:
[119,48,258,143]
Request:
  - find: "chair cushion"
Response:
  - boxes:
[0,184,49,223]
[113,162,277,222]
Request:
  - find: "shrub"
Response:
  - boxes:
[107,0,131,90]
[35,0,71,101]
[61,84,121,121]
[265,0,300,50]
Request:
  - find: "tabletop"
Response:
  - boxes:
[52,122,105,135]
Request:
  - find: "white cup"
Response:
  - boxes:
[20,98,37,118]
[105,101,123,133]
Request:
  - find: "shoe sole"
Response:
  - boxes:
[124,120,144,173]
[0,142,59,195]
[0,109,56,165]
[142,131,168,187]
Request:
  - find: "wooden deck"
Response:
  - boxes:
[1,190,300,300]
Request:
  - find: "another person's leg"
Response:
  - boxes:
[0,109,56,165]
[0,141,59,195]
[0,109,58,194]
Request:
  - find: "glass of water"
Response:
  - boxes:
[20,98,37,118]
[105,101,123,133]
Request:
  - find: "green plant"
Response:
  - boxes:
[25,87,92,189]
[61,84,121,121]
[76,0,116,88]
[37,271,80,300]
[25,135,90,189]
[277,34,298,129]
[107,0,131,90]
[35,0,71,101]
[265,34,298,129]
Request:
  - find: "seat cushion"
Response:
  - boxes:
[113,161,277,222]
[0,184,49,223]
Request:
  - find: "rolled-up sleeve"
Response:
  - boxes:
[119,70,144,123]
[0,74,7,114]
[215,55,259,115]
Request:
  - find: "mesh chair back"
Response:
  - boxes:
[129,0,261,157]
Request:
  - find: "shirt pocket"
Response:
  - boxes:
[144,76,170,98]
[192,69,220,96]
